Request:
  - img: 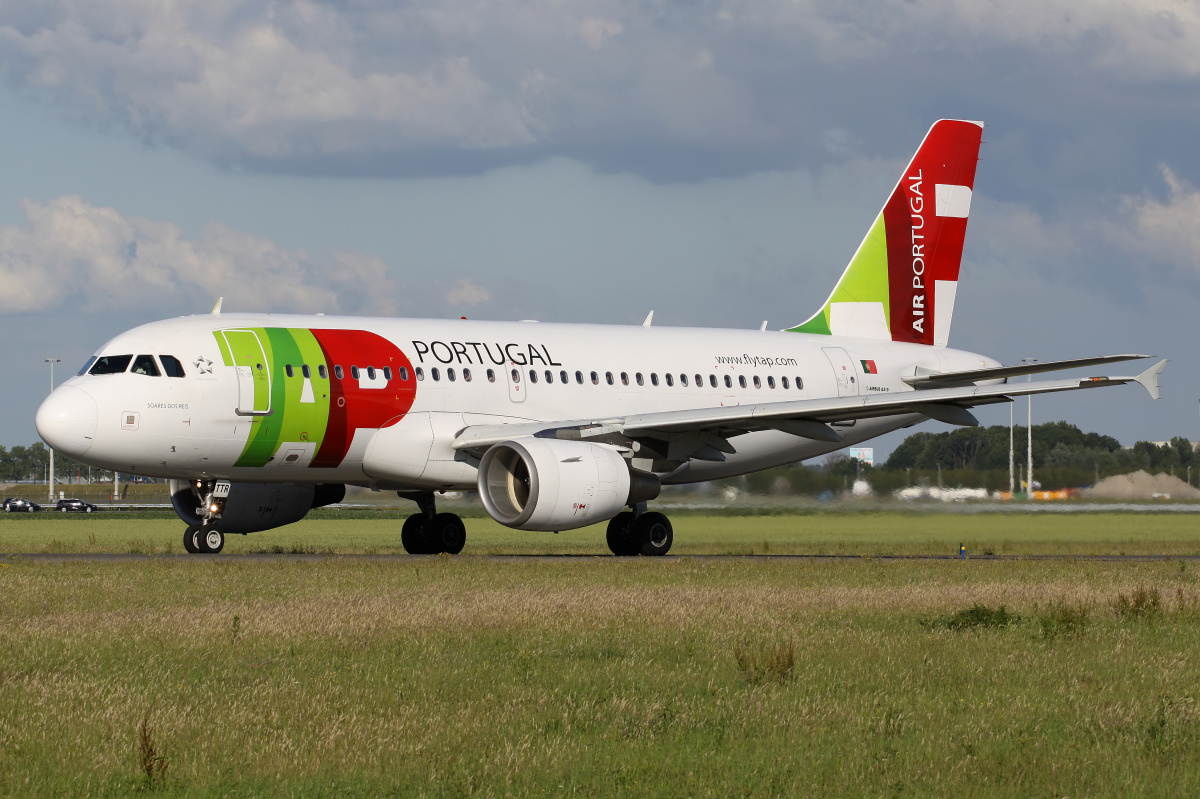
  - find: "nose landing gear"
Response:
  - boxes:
[398,491,466,555]
[182,480,230,555]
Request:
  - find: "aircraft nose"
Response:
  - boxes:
[36,386,98,458]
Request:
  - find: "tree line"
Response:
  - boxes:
[728,421,1198,496]
[0,443,111,484]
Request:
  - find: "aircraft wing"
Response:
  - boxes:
[901,353,1152,388]
[452,358,1166,456]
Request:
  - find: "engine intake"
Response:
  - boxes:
[478,438,659,532]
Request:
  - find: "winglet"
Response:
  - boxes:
[1134,359,1167,400]
[211,297,224,315]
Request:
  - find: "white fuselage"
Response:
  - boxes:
[36,313,1000,488]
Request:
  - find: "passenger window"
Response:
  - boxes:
[77,356,98,376]
[650,373,659,386]
[782,376,790,389]
[796,377,804,389]
[131,355,160,376]
[159,355,186,378]
[724,375,732,388]
[768,376,776,389]
[463,368,472,382]
[367,366,376,380]
[591,371,599,385]
[753,376,761,389]
[620,372,629,386]
[399,367,409,381]
[709,374,717,388]
[487,369,496,383]
[695,374,703,387]
[447,368,456,382]
[90,355,133,375]
[285,364,294,378]
[383,367,392,381]
[305,365,315,379]
[680,374,688,387]
[318,365,328,379]
[635,373,644,386]
[529,370,538,384]
[575,371,583,384]
[665,373,673,387]
[545,370,553,384]
[606,372,614,385]
[738,376,747,389]
[432,368,441,381]
[351,366,360,380]
[561,370,569,384]
[334,365,344,379]
[416,367,424,381]
[511,369,520,383]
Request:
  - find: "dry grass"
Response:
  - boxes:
[3,557,1200,796]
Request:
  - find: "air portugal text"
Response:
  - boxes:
[411,340,562,367]
[908,169,926,336]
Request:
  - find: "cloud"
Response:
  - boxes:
[0,195,395,315]
[3,1,1198,179]
[445,277,492,307]
[1115,165,1200,272]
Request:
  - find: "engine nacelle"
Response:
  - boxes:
[169,480,346,535]
[477,438,659,532]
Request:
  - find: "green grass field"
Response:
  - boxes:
[3,509,1200,556]
[4,513,1200,796]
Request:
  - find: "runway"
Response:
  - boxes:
[6,552,1200,563]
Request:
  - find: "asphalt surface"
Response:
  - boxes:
[5,552,1200,563]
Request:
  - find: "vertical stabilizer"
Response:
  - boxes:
[787,119,983,346]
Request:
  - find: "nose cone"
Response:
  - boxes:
[36,386,98,458]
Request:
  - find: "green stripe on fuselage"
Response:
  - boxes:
[220,328,331,468]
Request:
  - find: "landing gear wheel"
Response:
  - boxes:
[198,526,224,554]
[183,525,202,554]
[633,512,673,556]
[401,514,429,555]
[606,512,638,557]
[427,513,467,555]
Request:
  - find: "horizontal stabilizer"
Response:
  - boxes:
[903,354,1153,388]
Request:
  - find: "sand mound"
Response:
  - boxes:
[1081,470,1200,500]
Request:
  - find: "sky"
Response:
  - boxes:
[2,0,1200,461]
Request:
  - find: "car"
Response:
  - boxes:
[56,498,98,513]
[3,498,41,512]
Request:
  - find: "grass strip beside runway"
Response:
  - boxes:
[3,510,1200,556]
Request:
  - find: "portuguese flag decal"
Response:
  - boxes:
[860,360,878,374]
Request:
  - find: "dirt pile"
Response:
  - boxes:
[1081,470,1200,500]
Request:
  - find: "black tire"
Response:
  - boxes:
[183,525,202,554]
[428,513,467,555]
[198,526,224,554]
[633,512,673,556]
[401,514,428,554]
[606,512,638,556]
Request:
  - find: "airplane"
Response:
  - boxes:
[35,119,1166,556]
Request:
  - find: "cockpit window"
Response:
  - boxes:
[77,356,97,376]
[159,355,186,378]
[89,355,133,375]
[131,355,161,376]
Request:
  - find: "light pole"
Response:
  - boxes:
[1008,402,1014,496]
[1021,358,1037,497]
[44,358,60,502]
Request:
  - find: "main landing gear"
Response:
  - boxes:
[606,505,673,557]
[398,491,466,555]
[183,524,225,554]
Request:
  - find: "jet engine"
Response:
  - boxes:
[169,480,346,535]
[477,438,659,532]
